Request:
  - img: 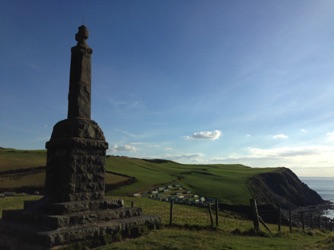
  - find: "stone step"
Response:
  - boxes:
[2,207,142,230]
[0,214,161,250]
[24,199,124,214]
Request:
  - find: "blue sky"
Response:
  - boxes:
[1,1,334,176]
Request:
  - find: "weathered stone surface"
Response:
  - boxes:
[23,199,124,214]
[41,199,124,214]
[3,206,143,229]
[44,142,107,202]
[68,25,92,120]
[0,215,161,250]
[49,118,106,141]
[45,118,108,203]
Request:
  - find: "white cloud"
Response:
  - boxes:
[300,129,307,133]
[185,130,222,140]
[110,144,137,152]
[117,129,140,138]
[272,134,288,139]
[215,145,334,176]
[27,62,42,70]
[246,147,320,158]
[165,153,205,162]
[326,131,334,141]
[107,98,142,110]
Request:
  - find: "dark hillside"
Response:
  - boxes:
[247,167,325,209]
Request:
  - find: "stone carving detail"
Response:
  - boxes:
[0,25,160,250]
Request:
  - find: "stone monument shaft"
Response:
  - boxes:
[68,25,92,119]
[45,25,108,202]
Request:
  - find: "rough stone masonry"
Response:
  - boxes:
[0,25,160,250]
[44,25,107,203]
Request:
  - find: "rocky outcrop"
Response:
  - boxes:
[247,167,325,209]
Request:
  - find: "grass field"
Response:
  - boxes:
[1,149,333,249]
[0,148,46,172]
[1,195,333,250]
[0,172,128,190]
[106,156,279,205]
[99,197,334,250]
[1,148,282,205]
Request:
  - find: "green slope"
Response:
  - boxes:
[106,156,279,204]
[0,148,280,205]
[0,148,46,171]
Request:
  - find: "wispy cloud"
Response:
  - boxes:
[272,134,288,139]
[326,131,334,141]
[185,130,222,140]
[110,144,137,152]
[246,147,320,158]
[215,146,334,172]
[300,129,307,133]
[165,153,205,162]
[115,129,141,138]
[107,98,142,110]
[27,62,42,70]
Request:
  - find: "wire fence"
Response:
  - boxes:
[122,197,334,233]
[251,198,334,233]
[123,198,219,228]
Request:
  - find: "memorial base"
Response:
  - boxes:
[0,198,161,250]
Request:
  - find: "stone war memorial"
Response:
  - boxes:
[0,25,161,250]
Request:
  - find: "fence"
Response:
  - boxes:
[122,197,334,233]
[250,198,334,233]
[123,198,221,229]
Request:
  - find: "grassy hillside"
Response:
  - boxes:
[0,148,46,172]
[1,148,333,249]
[0,148,281,205]
[1,195,333,250]
[107,156,278,205]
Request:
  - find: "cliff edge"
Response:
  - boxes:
[247,167,326,209]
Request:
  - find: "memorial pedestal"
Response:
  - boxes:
[0,198,160,249]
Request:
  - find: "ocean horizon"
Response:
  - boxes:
[300,177,334,218]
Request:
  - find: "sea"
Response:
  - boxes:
[300,177,334,218]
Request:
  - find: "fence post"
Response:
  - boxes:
[208,204,214,229]
[169,199,174,226]
[289,210,292,233]
[301,212,305,230]
[310,213,313,229]
[318,216,321,229]
[278,208,281,232]
[215,198,219,229]
[325,217,328,230]
[131,201,134,207]
[258,216,272,233]
[250,198,260,231]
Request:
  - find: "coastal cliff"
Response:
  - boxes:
[247,167,326,209]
